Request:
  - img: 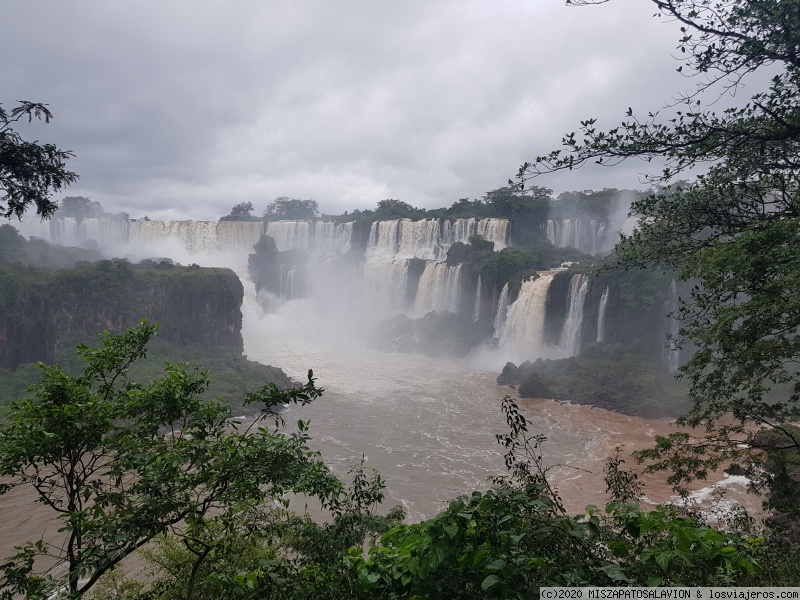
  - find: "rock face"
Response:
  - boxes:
[0,259,244,370]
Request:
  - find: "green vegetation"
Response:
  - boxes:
[264,197,319,221]
[522,0,800,510]
[57,196,129,221]
[0,323,340,597]
[1,101,78,219]
[0,257,244,371]
[499,344,690,418]
[220,201,260,222]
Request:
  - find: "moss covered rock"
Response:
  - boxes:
[518,373,553,399]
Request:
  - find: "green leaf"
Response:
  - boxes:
[481,574,501,590]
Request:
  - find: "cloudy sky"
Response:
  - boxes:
[2,1,691,221]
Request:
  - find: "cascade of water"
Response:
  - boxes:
[128,220,264,254]
[366,218,509,261]
[362,259,410,312]
[473,275,482,322]
[45,217,130,250]
[499,273,556,350]
[334,222,353,254]
[559,219,572,248]
[473,218,508,250]
[285,267,296,300]
[366,220,401,260]
[663,279,680,373]
[265,221,312,251]
[398,219,443,260]
[596,221,606,254]
[493,283,510,338]
[588,219,597,255]
[413,263,463,316]
[559,274,590,357]
[313,221,354,256]
[546,220,556,245]
[546,218,610,255]
[597,286,610,343]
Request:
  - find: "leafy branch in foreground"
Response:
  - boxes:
[0,321,337,598]
[1,101,78,219]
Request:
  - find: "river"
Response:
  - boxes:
[240,291,754,521]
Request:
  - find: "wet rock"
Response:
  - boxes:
[496,362,520,385]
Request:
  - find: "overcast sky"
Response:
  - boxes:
[2,1,694,221]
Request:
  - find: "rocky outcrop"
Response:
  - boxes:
[248,235,308,301]
[0,259,244,370]
[518,373,553,399]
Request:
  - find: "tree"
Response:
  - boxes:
[482,186,552,246]
[520,0,800,497]
[263,197,319,220]
[230,201,254,217]
[374,198,418,219]
[1,102,78,220]
[0,322,340,598]
[58,196,104,219]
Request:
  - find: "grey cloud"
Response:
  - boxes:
[2,0,685,220]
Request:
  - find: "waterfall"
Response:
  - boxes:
[264,221,312,251]
[499,273,556,350]
[366,218,509,261]
[597,286,609,343]
[414,263,463,317]
[663,279,680,373]
[559,219,572,248]
[473,275,482,322]
[128,220,264,254]
[589,219,597,255]
[471,218,508,250]
[20,216,508,317]
[313,221,354,255]
[546,218,607,255]
[366,220,402,259]
[559,274,590,357]
[546,219,556,245]
[398,219,443,260]
[362,260,410,312]
[493,283,510,338]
